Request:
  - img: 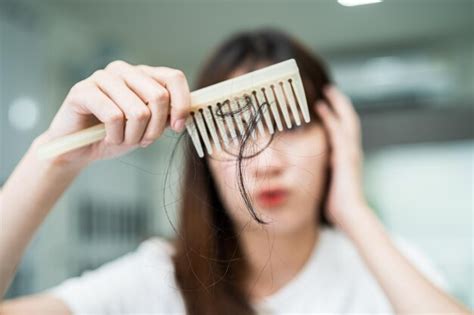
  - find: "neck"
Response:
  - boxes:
[239,222,321,301]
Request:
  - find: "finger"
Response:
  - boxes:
[105,62,170,145]
[71,81,125,145]
[138,65,191,132]
[324,85,360,134]
[141,91,169,146]
[91,69,151,145]
[314,101,342,147]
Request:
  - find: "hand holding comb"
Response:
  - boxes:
[38,59,310,159]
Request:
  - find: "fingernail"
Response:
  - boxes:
[173,118,185,132]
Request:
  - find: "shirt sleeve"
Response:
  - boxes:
[44,238,176,315]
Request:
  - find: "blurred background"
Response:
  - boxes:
[1,0,472,308]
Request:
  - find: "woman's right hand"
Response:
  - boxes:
[40,60,191,166]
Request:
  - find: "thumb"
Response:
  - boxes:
[170,104,189,133]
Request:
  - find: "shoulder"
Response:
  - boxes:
[317,227,448,311]
[135,236,176,265]
[324,227,447,290]
[45,237,182,314]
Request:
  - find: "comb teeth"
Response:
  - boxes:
[212,103,230,148]
[253,90,275,135]
[237,96,258,140]
[229,100,246,141]
[185,59,310,158]
[262,87,284,132]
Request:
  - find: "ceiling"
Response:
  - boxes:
[6,0,473,65]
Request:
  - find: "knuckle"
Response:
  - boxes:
[136,65,148,73]
[171,69,185,80]
[129,108,151,121]
[106,112,124,124]
[106,60,128,70]
[71,80,88,92]
[151,89,170,104]
[68,83,81,97]
[91,69,107,81]
[68,81,92,102]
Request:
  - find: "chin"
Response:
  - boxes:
[245,206,318,236]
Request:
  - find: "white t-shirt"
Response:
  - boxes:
[46,227,448,314]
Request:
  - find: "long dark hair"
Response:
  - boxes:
[172,28,333,315]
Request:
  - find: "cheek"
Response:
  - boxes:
[286,126,330,206]
[207,158,265,228]
[208,159,236,193]
[305,128,329,180]
[281,124,329,168]
[206,125,330,229]
[207,159,245,213]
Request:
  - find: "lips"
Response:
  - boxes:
[256,188,289,207]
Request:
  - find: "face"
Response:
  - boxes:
[207,67,330,236]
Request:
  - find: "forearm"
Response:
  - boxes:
[340,206,469,314]
[0,133,86,299]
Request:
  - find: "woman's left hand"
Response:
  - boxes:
[313,85,369,230]
[314,87,471,313]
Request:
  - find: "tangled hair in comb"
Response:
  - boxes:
[170,28,333,315]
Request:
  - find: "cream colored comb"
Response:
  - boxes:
[37,59,309,159]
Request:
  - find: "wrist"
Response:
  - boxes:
[335,203,375,236]
[31,131,90,172]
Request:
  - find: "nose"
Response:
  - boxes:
[250,137,287,180]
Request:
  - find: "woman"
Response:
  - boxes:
[0,29,469,314]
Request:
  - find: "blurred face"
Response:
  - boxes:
[207,66,330,236]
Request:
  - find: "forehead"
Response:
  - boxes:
[227,60,272,79]
[228,61,318,107]
[203,61,321,159]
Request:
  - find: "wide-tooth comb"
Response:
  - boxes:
[37,59,309,160]
[186,58,310,158]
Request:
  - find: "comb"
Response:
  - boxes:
[37,59,309,159]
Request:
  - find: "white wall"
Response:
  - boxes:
[365,140,474,307]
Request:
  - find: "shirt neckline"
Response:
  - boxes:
[253,226,333,307]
